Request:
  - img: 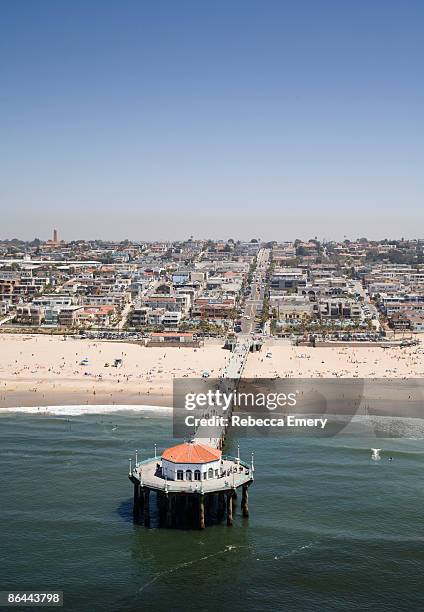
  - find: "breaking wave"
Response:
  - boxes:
[0,404,173,416]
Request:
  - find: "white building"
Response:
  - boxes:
[162,310,182,328]
[161,441,222,481]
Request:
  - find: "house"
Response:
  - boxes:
[144,295,179,311]
[192,297,236,319]
[15,304,44,326]
[162,311,182,328]
[58,306,84,327]
[79,305,115,326]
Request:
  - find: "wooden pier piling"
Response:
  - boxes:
[226,492,233,526]
[241,484,249,518]
[199,494,205,530]
[133,483,144,521]
[165,494,173,528]
[143,488,150,527]
[132,483,139,521]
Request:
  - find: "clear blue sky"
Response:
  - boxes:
[1,0,423,241]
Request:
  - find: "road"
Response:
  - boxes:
[117,301,133,329]
[117,277,161,329]
[0,315,15,326]
[240,247,270,335]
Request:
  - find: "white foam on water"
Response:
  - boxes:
[138,545,247,594]
[0,404,173,416]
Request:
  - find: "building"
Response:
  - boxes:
[271,297,314,322]
[319,299,362,319]
[147,308,166,326]
[147,331,200,346]
[161,441,222,481]
[270,268,308,291]
[388,312,424,332]
[57,305,84,327]
[162,310,182,328]
[32,295,75,308]
[144,295,179,311]
[79,305,115,326]
[130,306,150,326]
[409,314,424,332]
[15,304,44,326]
[192,297,236,319]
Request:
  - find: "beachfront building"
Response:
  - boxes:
[318,299,362,319]
[161,441,222,481]
[192,296,236,319]
[15,304,45,326]
[146,331,200,346]
[162,310,182,328]
[57,305,85,327]
[270,295,314,321]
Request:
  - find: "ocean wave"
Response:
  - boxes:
[0,404,173,416]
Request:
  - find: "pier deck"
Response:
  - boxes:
[131,455,252,494]
[193,336,251,448]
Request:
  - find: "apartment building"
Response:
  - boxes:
[318,299,362,319]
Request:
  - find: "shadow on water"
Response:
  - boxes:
[116,495,161,528]
[117,498,134,523]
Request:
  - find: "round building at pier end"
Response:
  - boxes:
[161,440,222,481]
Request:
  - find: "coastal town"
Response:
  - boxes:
[2,231,424,338]
[1,232,424,408]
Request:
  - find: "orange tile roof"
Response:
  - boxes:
[162,442,221,464]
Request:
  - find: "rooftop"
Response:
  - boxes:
[162,441,221,464]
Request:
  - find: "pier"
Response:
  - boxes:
[193,336,251,449]
[129,450,253,528]
[128,336,255,528]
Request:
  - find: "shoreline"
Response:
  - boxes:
[0,333,227,410]
[0,403,173,416]
[2,333,424,412]
[0,387,171,409]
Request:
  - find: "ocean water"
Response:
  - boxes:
[0,408,423,612]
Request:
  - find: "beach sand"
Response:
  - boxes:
[0,334,228,408]
[244,340,424,379]
[2,334,424,410]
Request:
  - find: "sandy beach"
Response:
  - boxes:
[0,334,228,408]
[1,334,424,410]
[244,340,424,379]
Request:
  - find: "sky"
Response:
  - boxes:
[1,0,423,242]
